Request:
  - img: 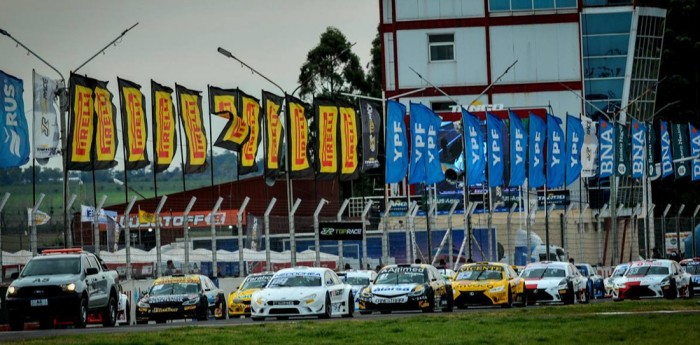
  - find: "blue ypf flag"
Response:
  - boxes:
[546,114,565,188]
[385,100,408,184]
[424,106,445,184]
[487,112,505,187]
[565,114,584,186]
[660,120,673,179]
[528,113,546,189]
[408,102,430,184]
[0,70,29,168]
[462,108,486,186]
[509,111,527,187]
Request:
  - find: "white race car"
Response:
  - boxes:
[250,266,354,320]
[603,263,630,297]
[338,270,377,311]
[521,261,588,304]
[613,259,692,301]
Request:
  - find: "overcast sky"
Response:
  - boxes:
[1,0,379,170]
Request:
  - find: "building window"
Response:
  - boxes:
[489,0,576,12]
[431,101,457,113]
[429,34,454,62]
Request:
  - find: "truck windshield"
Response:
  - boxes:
[21,257,81,277]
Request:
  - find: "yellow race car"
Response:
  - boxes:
[451,262,526,308]
[228,272,274,317]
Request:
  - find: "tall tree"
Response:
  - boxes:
[298,27,368,101]
[365,28,383,99]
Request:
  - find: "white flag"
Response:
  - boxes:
[27,208,51,226]
[33,70,61,165]
[581,115,598,178]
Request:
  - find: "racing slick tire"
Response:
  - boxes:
[563,282,575,305]
[215,296,228,320]
[342,295,355,318]
[580,287,590,304]
[103,295,118,327]
[197,300,212,321]
[422,291,435,313]
[319,294,332,319]
[9,315,24,331]
[664,280,678,300]
[502,287,513,308]
[441,290,454,312]
[39,317,54,330]
[75,296,88,328]
[518,291,528,307]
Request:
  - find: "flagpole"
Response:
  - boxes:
[175,84,187,193]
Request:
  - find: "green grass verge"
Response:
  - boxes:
[7,300,700,345]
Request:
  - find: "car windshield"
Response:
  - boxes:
[268,274,322,287]
[345,277,371,286]
[611,266,628,277]
[626,266,669,276]
[686,265,700,274]
[241,276,272,290]
[455,269,503,281]
[576,266,590,276]
[376,271,426,285]
[522,267,566,278]
[21,257,81,277]
[150,282,200,295]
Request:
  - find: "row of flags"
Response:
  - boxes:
[0,69,384,182]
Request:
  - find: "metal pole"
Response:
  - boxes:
[382,203,393,267]
[313,199,329,267]
[29,193,46,256]
[65,194,77,248]
[123,196,137,281]
[264,198,277,271]
[676,204,685,257]
[661,204,671,258]
[289,198,301,266]
[361,201,374,269]
[427,202,437,263]
[468,202,480,261]
[631,204,642,262]
[154,196,167,277]
[646,204,656,258]
[544,204,555,261]
[692,205,700,258]
[577,204,589,263]
[237,197,250,277]
[210,197,224,278]
[0,193,10,267]
[596,204,608,265]
[410,204,420,263]
[527,201,537,263]
[433,201,459,267]
[336,199,350,269]
[405,202,416,263]
[183,197,197,274]
[93,195,107,257]
[507,203,518,265]
[563,204,575,255]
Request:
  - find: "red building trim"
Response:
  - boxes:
[385,81,582,99]
[379,13,579,32]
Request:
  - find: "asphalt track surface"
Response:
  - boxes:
[0,299,612,342]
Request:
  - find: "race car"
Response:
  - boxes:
[337,270,377,311]
[451,262,526,308]
[358,264,454,314]
[228,272,274,317]
[680,257,700,295]
[250,266,354,321]
[612,259,692,301]
[136,274,227,324]
[521,261,588,305]
[603,263,630,297]
[575,263,604,298]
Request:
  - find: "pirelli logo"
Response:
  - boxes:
[71,85,94,162]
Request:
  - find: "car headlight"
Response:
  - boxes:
[660,278,669,285]
[558,279,568,289]
[408,285,425,297]
[182,296,200,306]
[62,282,77,292]
[360,287,372,298]
[7,286,17,296]
[254,297,266,306]
[614,282,626,289]
[490,285,505,293]
[302,293,317,304]
[137,300,150,308]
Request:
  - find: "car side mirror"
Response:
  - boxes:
[86,267,99,276]
[10,272,19,279]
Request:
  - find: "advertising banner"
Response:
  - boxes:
[238,91,261,175]
[359,99,381,171]
[262,91,284,179]
[319,222,364,241]
[209,86,249,151]
[176,84,207,174]
[385,100,408,183]
[565,114,583,185]
[118,78,150,170]
[286,95,313,178]
[528,113,546,188]
[314,98,339,179]
[32,70,60,165]
[339,101,360,180]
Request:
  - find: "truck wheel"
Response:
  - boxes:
[103,296,118,327]
[75,297,88,328]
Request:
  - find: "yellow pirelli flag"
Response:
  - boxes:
[93,80,118,169]
[262,91,284,181]
[338,101,360,180]
[286,94,313,178]
[118,78,149,170]
[209,86,249,151]
[176,84,207,174]
[138,209,155,225]
[151,81,177,173]
[238,92,261,175]
[313,98,338,179]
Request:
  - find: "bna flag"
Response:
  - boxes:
[614,122,629,176]
[646,121,656,177]
[565,114,584,186]
[546,114,565,188]
[118,78,150,170]
[690,123,700,181]
[671,123,690,179]
[314,98,339,180]
[338,100,360,181]
[631,119,646,179]
[359,99,381,172]
[580,115,598,178]
[598,119,614,178]
[660,120,673,179]
[528,113,546,189]
[462,108,485,185]
[67,73,118,170]
[286,95,313,179]
[385,100,408,184]
[262,91,284,181]
[238,91,261,176]
[509,111,527,187]
[176,84,207,174]
[151,81,177,173]
[209,86,249,151]
[487,112,505,187]
[32,70,60,165]
[0,70,29,168]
